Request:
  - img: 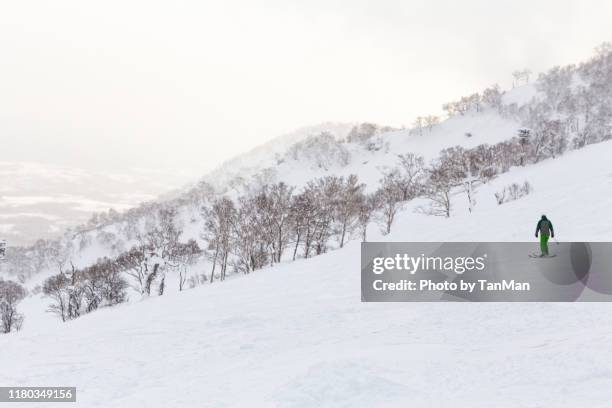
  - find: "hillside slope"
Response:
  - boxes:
[3,140,612,407]
[201,107,524,193]
[1,85,531,284]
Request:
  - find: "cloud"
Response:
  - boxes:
[1,0,611,176]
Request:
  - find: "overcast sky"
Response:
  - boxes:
[2,0,612,178]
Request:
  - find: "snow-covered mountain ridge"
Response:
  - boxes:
[2,102,526,282]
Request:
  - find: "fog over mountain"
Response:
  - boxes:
[0,162,192,245]
[0,123,355,245]
[3,1,612,173]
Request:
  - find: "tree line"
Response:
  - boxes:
[38,116,586,324]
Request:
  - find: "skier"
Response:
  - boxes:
[535,215,554,257]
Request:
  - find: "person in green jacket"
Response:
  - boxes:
[535,215,554,256]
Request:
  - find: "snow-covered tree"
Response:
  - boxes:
[346,123,378,144]
[174,240,202,291]
[289,190,318,260]
[306,176,342,255]
[202,198,235,282]
[287,132,350,169]
[512,68,532,87]
[482,84,503,111]
[139,207,184,295]
[376,172,404,234]
[0,280,26,333]
[420,156,459,218]
[264,182,295,262]
[334,175,365,248]
[357,194,378,242]
[115,246,148,295]
[413,116,425,136]
[424,115,440,132]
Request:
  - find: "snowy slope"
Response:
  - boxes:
[387,140,612,242]
[193,85,535,194]
[3,140,612,407]
[2,95,531,331]
[196,109,524,196]
[0,88,529,283]
[198,122,357,190]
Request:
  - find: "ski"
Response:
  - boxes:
[529,253,557,258]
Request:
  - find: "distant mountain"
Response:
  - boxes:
[0,123,360,246]
[0,162,192,246]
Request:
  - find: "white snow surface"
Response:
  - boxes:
[191,108,523,199]
[3,140,612,407]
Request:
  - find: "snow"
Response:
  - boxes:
[502,83,538,106]
[387,140,612,242]
[3,140,612,407]
[202,109,524,196]
[199,122,357,190]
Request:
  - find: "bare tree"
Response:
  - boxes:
[413,116,424,136]
[442,102,456,117]
[334,175,365,248]
[202,198,235,282]
[140,207,184,295]
[357,194,378,242]
[421,162,455,218]
[376,172,404,234]
[146,207,183,262]
[437,147,487,213]
[289,191,318,260]
[495,181,532,205]
[512,68,532,87]
[79,258,128,311]
[42,273,71,322]
[346,123,379,144]
[115,246,148,294]
[231,195,264,274]
[482,84,503,111]
[174,240,203,291]
[396,153,425,200]
[424,115,440,132]
[266,182,294,262]
[469,93,482,112]
[308,176,342,255]
[43,257,127,321]
[0,280,26,333]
